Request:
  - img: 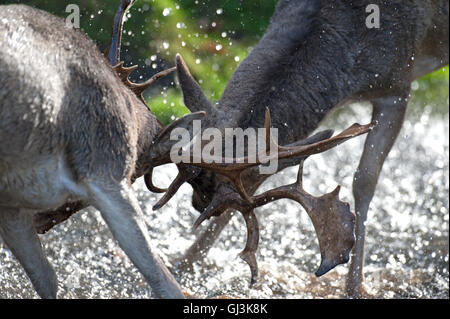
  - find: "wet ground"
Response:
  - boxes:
[0,103,448,299]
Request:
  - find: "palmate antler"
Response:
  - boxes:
[152,106,372,284]
[105,0,136,66]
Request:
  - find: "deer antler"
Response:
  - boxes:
[153,164,202,210]
[105,0,180,194]
[112,62,176,103]
[152,108,372,284]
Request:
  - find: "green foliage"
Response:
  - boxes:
[1,0,447,123]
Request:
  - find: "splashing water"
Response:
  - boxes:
[0,104,448,299]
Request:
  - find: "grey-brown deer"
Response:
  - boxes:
[155,0,448,298]
[0,0,368,298]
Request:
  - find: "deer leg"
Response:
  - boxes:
[0,207,57,299]
[346,96,408,298]
[87,181,184,299]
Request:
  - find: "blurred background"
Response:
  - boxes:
[0,0,448,124]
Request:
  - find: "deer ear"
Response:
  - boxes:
[176,54,217,115]
[150,111,206,164]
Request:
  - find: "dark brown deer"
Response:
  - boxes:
[0,0,369,298]
[157,0,449,297]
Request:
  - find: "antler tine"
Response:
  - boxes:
[239,209,260,286]
[106,0,137,66]
[152,173,186,210]
[113,63,177,102]
[296,159,304,189]
[112,62,138,81]
[192,201,226,231]
[186,114,372,204]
